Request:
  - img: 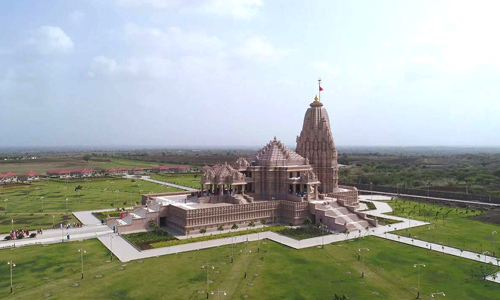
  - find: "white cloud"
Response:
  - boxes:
[27,26,74,55]
[88,55,173,79]
[198,0,262,20]
[69,11,85,25]
[122,23,225,54]
[234,36,291,61]
[115,0,262,19]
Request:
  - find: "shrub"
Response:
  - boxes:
[4,236,12,241]
[30,233,37,238]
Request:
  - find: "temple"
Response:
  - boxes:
[108,93,377,234]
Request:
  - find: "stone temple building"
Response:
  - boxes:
[108,95,377,234]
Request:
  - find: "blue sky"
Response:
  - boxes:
[1,0,499,147]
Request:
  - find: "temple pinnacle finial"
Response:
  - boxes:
[314,94,319,102]
[273,136,277,141]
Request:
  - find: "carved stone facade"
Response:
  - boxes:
[112,92,370,235]
[296,96,339,194]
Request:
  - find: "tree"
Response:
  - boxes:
[303,217,312,226]
[249,221,255,228]
[260,219,267,226]
[231,224,238,231]
[199,228,207,236]
[217,225,224,232]
[83,154,92,162]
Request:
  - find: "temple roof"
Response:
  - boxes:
[255,137,308,167]
[201,162,246,185]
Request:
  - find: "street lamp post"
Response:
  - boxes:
[66,198,69,211]
[3,199,7,213]
[359,248,369,278]
[492,231,497,256]
[210,289,226,300]
[7,261,16,294]
[241,242,251,278]
[320,223,327,248]
[11,219,14,231]
[52,215,55,228]
[430,291,445,298]
[414,262,426,299]
[109,235,114,261]
[40,196,44,212]
[201,262,214,299]
[78,248,86,279]
[483,251,490,263]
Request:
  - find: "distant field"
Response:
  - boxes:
[0,177,181,233]
[1,237,498,299]
[150,173,201,189]
[0,158,162,174]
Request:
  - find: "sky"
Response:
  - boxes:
[1,0,500,148]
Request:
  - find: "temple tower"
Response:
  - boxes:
[296,95,339,193]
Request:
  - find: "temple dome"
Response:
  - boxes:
[255,137,308,167]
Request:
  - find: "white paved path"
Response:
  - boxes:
[123,175,198,192]
[0,225,113,249]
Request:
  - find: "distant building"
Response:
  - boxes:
[46,169,71,178]
[70,169,93,178]
[19,171,39,182]
[0,172,17,183]
[131,167,143,174]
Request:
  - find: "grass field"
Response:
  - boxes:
[387,199,500,255]
[0,178,181,233]
[0,237,498,299]
[150,173,201,189]
[0,158,163,175]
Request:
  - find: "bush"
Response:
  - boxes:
[30,233,37,238]
[4,235,12,241]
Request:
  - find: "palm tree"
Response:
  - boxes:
[217,225,224,232]
[199,228,207,236]
[231,224,238,231]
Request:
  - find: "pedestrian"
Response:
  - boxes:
[60,223,63,229]
[67,233,70,240]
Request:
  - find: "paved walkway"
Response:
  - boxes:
[0,225,113,249]
[123,175,198,192]
[359,190,500,207]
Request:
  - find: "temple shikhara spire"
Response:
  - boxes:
[296,79,340,194]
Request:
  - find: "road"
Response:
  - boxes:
[123,175,198,192]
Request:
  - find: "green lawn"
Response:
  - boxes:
[0,178,181,233]
[150,173,201,189]
[0,158,162,175]
[387,199,500,255]
[0,237,498,299]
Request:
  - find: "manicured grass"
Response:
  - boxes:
[1,236,499,299]
[386,199,500,255]
[0,178,181,233]
[150,173,201,189]
[123,230,176,250]
[150,226,288,248]
[125,226,326,250]
[360,200,377,210]
[367,215,402,225]
[0,158,161,174]
[278,226,329,240]
[1,213,76,238]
